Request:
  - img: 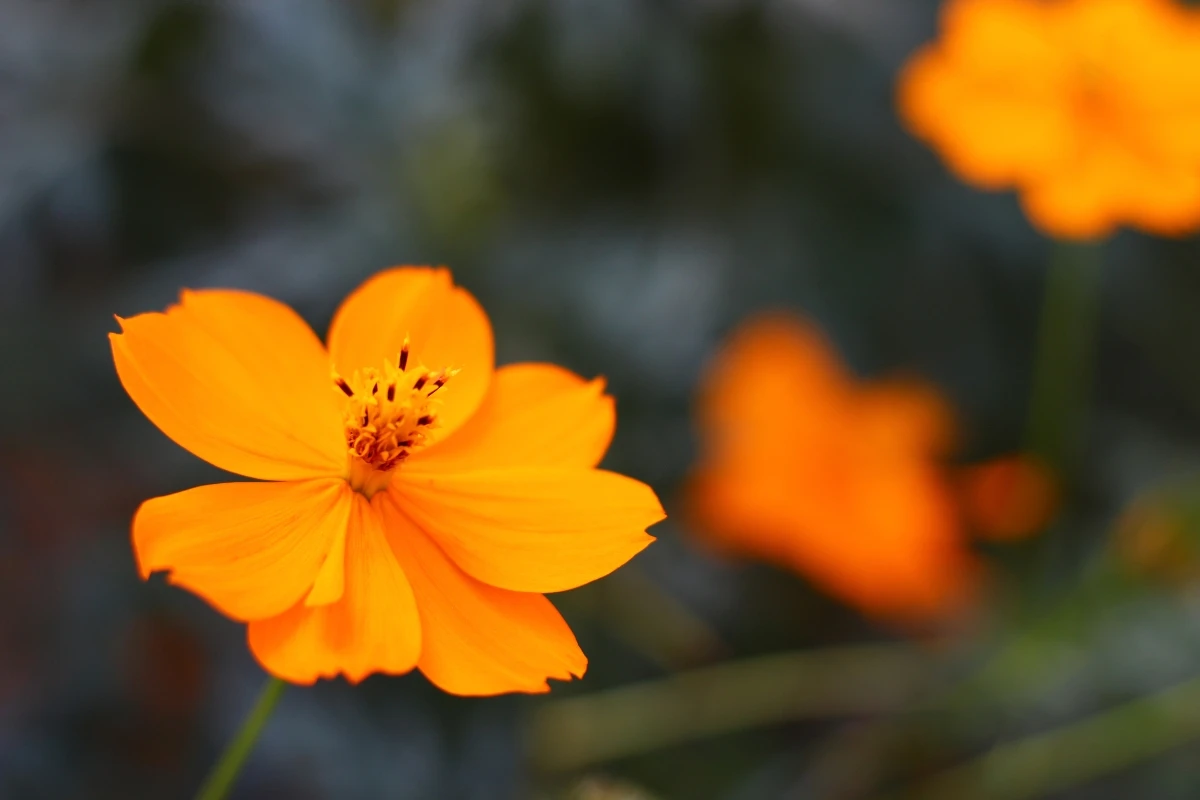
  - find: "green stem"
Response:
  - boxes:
[1024,240,1103,473]
[801,244,1108,797]
[527,644,928,772]
[195,677,287,800]
[882,673,1200,800]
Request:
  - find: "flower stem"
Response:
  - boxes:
[880,673,1200,800]
[195,677,286,800]
[527,644,928,772]
[1024,240,1103,473]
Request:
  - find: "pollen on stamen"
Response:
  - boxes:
[340,351,458,494]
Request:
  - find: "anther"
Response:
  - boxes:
[428,375,448,396]
[371,382,378,395]
[386,384,395,401]
[335,377,354,397]
[417,415,434,427]
[413,375,428,391]
[399,338,410,371]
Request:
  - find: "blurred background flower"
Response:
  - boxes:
[898,0,1200,240]
[686,313,1055,624]
[6,0,1200,798]
[686,313,974,623]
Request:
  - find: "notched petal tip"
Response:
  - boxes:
[395,467,664,595]
[613,471,668,525]
[110,289,345,480]
[131,499,165,581]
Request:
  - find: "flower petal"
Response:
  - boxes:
[133,478,352,621]
[111,289,345,480]
[378,495,586,696]
[790,460,977,621]
[391,468,662,593]
[1019,133,1200,239]
[409,363,614,471]
[247,494,422,684]
[897,44,1076,188]
[326,267,494,441]
[856,380,956,458]
[304,521,348,607]
[896,0,1078,193]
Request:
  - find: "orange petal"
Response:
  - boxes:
[247,494,421,684]
[305,520,348,607]
[1017,133,1200,240]
[897,0,1075,187]
[897,45,1076,189]
[111,289,345,480]
[698,314,850,455]
[326,267,494,442]
[939,0,1061,77]
[813,462,975,621]
[133,478,352,621]
[391,468,663,593]
[379,495,586,696]
[1019,164,1120,240]
[409,363,614,471]
[857,380,956,458]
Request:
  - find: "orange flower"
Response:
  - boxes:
[687,315,975,622]
[958,455,1058,541]
[1114,495,1200,583]
[898,0,1200,240]
[111,267,664,694]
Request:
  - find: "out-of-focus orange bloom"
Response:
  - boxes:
[958,455,1058,541]
[688,315,976,622]
[898,0,1200,240]
[111,267,664,694]
[1115,495,1200,583]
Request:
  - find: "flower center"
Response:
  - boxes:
[334,339,457,496]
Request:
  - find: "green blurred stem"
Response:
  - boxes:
[595,565,727,670]
[1024,240,1103,472]
[195,677,286,800]
[528,644,928,772]
[884,673,1200,800]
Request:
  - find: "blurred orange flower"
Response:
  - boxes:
[1114,493,1200,583]
[687,315,976,622]
[898,0,1200,240]
[111,267,664,694]
[959,455,1058,541]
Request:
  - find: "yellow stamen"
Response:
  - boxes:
[334,351,458,496]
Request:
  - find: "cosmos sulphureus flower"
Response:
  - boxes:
[111,267,664,694]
